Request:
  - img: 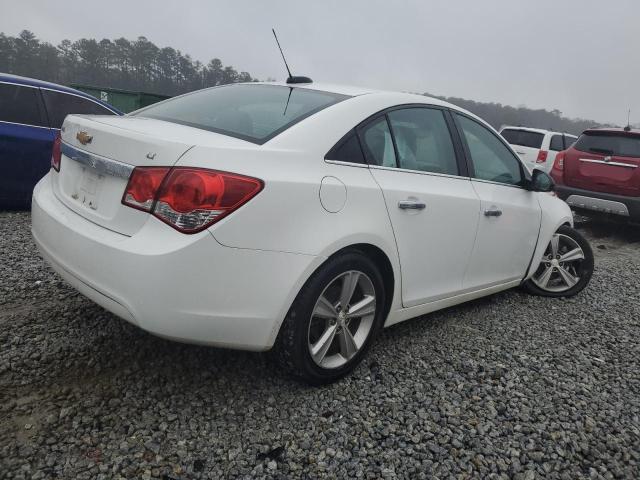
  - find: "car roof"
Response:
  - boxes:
[0,72,121,113]
[500,125,577,137]
[249,81,464,111]
[583,127,640,135]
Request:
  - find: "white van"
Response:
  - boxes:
[500,126,578,173]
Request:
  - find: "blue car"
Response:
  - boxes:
[0,73,121,208]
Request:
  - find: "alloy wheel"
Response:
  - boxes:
[307,270,377,369]
[532,233,585,293]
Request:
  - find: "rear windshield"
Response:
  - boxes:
[134,84,348,144]
[500,129,544,149]
[574,132,640,158]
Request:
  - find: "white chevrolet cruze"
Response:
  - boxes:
[32,82,594,383]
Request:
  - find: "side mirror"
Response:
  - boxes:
[528,168,555,192]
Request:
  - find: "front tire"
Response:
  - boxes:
[274,251,386,385]
[524,225,594,297]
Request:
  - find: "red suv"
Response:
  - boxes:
[550,128,640,221]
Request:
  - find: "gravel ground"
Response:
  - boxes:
[1,211,639,479]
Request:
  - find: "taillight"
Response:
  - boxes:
[122,167,263,233]
[122,167,170,212]
[51,133,62,171]
[536,150,548,163]
[554,151,565,170]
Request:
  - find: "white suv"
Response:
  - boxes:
[500,126,577,173]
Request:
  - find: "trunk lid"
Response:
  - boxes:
[564,132,640,197]
[55,115,249,236]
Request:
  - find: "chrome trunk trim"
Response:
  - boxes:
[61,142,134,179]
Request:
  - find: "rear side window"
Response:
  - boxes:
[135,84,348,144]
[501,129,544,149]
[0,83,47,127]
[326,131,365,164]
[574,132,640,158]
[549,134,564,151]
[387,108,458,175]
[359,117,397,167]
[42,90,115,129]
[564,135,577,149]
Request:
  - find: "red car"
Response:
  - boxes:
[550,127,640,221]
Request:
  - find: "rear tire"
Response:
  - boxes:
[523,225,594,297]
[273,251,386,385]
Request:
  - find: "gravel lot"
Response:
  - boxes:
[1,211,639,479]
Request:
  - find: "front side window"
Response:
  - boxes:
[42,90,115,129]
[387,108,458,175]
[0,83,47,127]
[456,114,523,186]
[135,84,348,144]
[359,116,397,167]
[549,134,564,151]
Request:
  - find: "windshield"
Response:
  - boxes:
[134,84,349,144]
[500,129,544,149]
[574,132,640,158]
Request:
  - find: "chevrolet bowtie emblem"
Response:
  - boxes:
[76,131,93,145]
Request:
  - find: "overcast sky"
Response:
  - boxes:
[2,0,638,124]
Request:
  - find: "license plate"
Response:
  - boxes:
[73,167,104,210]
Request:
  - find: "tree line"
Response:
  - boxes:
[425,93,612,136]
[0,30,255,96]
[1,30,612,134]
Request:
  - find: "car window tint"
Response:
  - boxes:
[387,108,458,175]
[326,131,365,164]
[42,90,115,129]
[549,134,564,151]
[360,117,397,167]
[500,128,544,148]
[134,84,347,144]
[457,114,523,186]
[0,83,47,127]
[574,132,640,158]
[564,136,577,149]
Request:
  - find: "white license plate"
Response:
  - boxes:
[74,168,104,210]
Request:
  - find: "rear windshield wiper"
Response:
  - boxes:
[588,147,614,155]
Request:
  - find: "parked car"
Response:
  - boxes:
[0,73,120,208]
[500,126,577,173]
[550,127,640,221]
[32,82,594,383]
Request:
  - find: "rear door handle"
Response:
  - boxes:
[484,208,502,217]
[398,200,426,210]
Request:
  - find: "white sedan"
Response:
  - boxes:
[32,82,594,383]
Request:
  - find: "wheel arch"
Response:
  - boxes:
[268,239,400,348]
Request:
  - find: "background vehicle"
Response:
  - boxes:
[500,126,577,173]
[551,127,640,221]
[32,83,593,383]
[0,73,120,208]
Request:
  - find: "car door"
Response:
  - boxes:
[454,113,541,290]
[360,107,481,307]
[0,82,55,206]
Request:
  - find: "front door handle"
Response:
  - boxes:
[398,200,426,210]
[484,208,503,217]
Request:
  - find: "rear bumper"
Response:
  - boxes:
[32,174,321,351]
[555,184,640,220]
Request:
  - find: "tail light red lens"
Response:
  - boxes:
[122,167,170,212]
[536,150,548,163]
[51,133,62,171]
[553,151,565,171]
[122,167,263,233]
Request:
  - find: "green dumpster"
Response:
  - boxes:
[70,85,171,113]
